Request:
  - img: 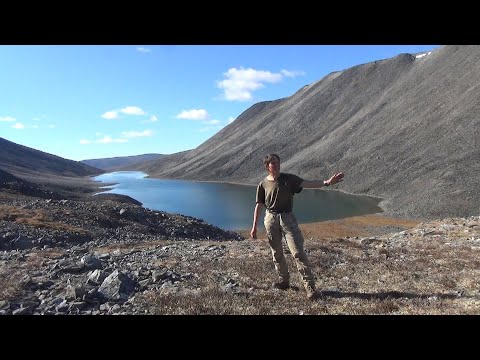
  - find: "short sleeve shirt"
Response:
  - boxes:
[255,173,303,212]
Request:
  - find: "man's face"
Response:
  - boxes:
[268,158,280,174]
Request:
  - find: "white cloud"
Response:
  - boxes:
[0,116,16,122]
[121,130,154,138]
[48,124,56,128]
[217,67,305,101]
[175,110,234,132]
[81,129,151,145]
[96,136,128,144]
[32,125,39,129]
[141,115,159,124]
[198,116,236,133]
[136,47,151,53]
[280,69,306,77]
[12,123,24,129]
[102,111,119,120]
[120,106,146,116]
[32,115,46,121]
[102,106,146,120]
[176,109,208,120]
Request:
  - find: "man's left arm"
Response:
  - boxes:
[301,172,345,188]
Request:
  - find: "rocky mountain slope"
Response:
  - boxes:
[82,153,165,172]
[0,137,105,200]
[0,137,102,178]
[132,45,480,221]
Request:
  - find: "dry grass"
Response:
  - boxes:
[0,205,85,233]
[3,213,479,314]
[133,217,480,314]
[0,248,65,301]
[0,267,25,301]
[237,214,420,240]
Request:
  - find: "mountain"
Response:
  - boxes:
[0,137,106,199]
[81,154,165,171]
[134,45,480,220]
[0,137,102,178]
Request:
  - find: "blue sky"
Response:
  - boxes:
[0,45,439,161]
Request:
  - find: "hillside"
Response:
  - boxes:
[82,154,165,172]
[0,137,105,199]
[134,45,480,221]
[0,137,102,178]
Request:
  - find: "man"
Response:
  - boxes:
[250,153,344,300]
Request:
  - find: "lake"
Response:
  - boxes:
[92,171,383,230]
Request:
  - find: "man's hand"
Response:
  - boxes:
[327,172,345,186]
[250,227,257,239]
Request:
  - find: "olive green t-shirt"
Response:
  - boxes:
[255,173,303,212]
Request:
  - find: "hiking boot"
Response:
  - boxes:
[305,285,316,300]
[272,281,290,290]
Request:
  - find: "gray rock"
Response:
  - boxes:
[81,254,103,270]
[98,270,137,301]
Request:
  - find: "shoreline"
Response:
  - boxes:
[235,213,421,240]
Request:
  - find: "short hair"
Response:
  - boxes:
[263,153,280,168]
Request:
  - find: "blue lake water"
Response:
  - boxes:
[92,171,383,230]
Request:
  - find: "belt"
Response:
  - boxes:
[267,209,291,214]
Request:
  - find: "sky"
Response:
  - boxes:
[0,45,439,162]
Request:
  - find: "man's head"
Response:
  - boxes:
[264,153,280,173]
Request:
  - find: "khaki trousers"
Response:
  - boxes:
[264,211,315,289]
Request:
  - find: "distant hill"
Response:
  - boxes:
[134,45,480,220]
[81,154,165,172]
[0,137,102,178]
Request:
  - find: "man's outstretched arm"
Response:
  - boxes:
[301,172,345,188]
